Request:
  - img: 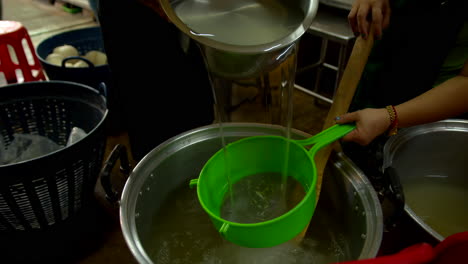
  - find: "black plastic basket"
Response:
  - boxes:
[36,26,111,91]
[0,81,108,232]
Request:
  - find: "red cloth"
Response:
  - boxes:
[335,232,468,264]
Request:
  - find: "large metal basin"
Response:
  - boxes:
[383,119,468,242]
[120,123,383,263]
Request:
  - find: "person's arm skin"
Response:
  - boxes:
[336,58,468,146]
[348,0,391,39]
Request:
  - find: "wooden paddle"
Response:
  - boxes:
[295,27,375,242]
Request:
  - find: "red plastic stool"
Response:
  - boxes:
[0,20,46,85]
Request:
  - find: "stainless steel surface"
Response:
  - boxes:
[307,6,355,44]
[201,41,298,79]
[161,0,319,54]
[383,119,468,242]
[120,123,383,263]
[160,0,318,79]
[319,0,353,11]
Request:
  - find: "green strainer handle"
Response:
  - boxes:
[295,124,356,155]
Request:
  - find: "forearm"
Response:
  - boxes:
[395,75,468,128]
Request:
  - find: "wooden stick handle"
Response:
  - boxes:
[323,33,375,131]
[315,29,375,200]
[295,27,375,243]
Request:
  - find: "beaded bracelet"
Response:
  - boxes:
[385,105,398,136]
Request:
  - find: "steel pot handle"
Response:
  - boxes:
[100,144,131,203]
[98,82,108,99]
[97,82,108,107]
[383,166,406,229]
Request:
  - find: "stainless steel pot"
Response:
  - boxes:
[160,0,318,79]
[119,123,383,263]
[383,119,468,242]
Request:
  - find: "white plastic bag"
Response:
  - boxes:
[66,127,87,146]
[0,134,63,165]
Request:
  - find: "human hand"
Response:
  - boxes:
[335,108,390,146]
[348,0,391,39]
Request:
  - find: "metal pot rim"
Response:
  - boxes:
[383,118,468,241]
[383,119,468,169]
[159,0,319,54]
[120,123,383,263]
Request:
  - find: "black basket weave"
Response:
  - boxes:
[0,81,107,232]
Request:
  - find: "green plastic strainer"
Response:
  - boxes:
[189,124,355,248]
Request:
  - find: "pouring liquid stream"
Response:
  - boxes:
[174,0,303,223]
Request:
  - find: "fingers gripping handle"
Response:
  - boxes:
[297,124,356,156]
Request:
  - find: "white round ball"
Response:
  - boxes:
[84,50,107,66]
[73,60,89,68]
[53,44,79,58]
[45,53,65,66]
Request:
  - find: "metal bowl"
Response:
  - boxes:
[383,119,468,241]
[119,123,383,263]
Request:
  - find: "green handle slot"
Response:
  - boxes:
[219,223,230,238]
[189,179,199,189]
[295,124,355,156]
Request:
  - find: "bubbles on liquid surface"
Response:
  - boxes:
[221,172,304,223]
[145,183,351,264]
